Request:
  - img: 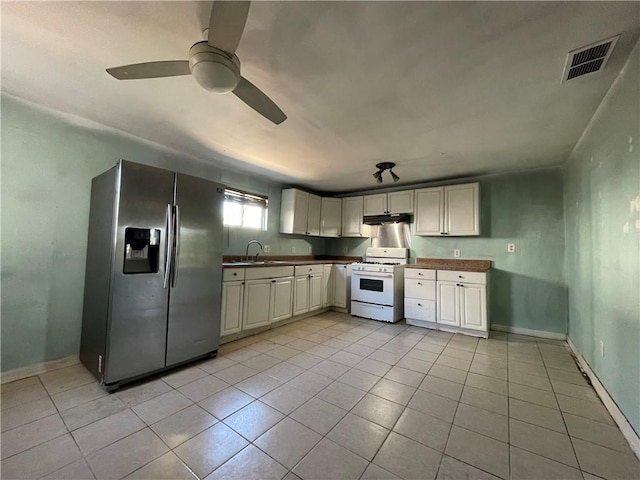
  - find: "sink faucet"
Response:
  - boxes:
[245,240,263,261]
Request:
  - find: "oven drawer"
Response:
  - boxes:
[405,279,436,300]
[405,268,436,280]
[437,270,486,285]
[405,298,436,322]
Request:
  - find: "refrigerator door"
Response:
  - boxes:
[105,161,175,384]
[166,173,224,366]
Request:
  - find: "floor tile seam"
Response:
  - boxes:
[0,427,71,463]
[506,338,512,478]
[40,376,96,397]
[555,403,616,426]
[508,433,581,470]
[132,398,196,430]
[0,407,68,438]
[565,430,640,458]
[324,414,393,463]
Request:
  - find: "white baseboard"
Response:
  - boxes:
[567,337,640,461]
[490,324,567,341]
[1,355,80,385]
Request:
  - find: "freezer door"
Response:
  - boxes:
[166,173,224,366]
[105,160,175,384]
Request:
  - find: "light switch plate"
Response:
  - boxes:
[507,243,516,253]
[263,245,271,253]
[454,249,461,257]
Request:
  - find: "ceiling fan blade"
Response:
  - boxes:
[207,1,250,54]
[106,61,191,80]
[233,77,286,124]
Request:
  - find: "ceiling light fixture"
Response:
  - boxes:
[373,162,400,183]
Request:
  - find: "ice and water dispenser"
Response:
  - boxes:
[123,228,161,274]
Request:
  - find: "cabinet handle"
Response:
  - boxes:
[418,272,423,276]
[418,303,422,306]
[417,282,422,285]
[271,280,276,283]
[233,273,237,276]
[458,275,463,278]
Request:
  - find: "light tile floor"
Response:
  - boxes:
[2,311,639,480]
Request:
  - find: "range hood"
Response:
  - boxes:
[363,213,411,225]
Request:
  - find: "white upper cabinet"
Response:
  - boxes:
[363,191,414,215]
[320,197,342,237]
[445,183,480,236]
[363,194,387,216]
[307,194,321,236]
[415,183,479,236]
[388,191,414,214]
[341,196,370,237]
[280,188,322,236]
[280,188,309,235]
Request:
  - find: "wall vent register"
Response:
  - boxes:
[562,35,619,82]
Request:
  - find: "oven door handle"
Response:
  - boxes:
[352,272,394,278]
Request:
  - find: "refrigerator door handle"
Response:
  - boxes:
[172,204,181,288]
[163,203,173,289]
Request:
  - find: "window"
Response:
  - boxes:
[224,188,268,230]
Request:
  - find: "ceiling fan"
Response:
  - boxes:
[106,1,286,124]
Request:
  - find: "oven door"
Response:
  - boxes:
[351,270,394,306]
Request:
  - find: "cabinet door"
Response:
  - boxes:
[414,187,444,236]
[460,284,486,331]
[243,279,271,329]
[364,194,387,215]
[323,264,334,307]
[342,196,366,237]
[271,276,294,323]
[445,183,479,236]
[388,191,414,214]
[437,282,459,327]
[307,194,321,236]
[309,273,323,311]
[221,281,244,336]
[293,190,310,235]
[293,275,310,315]
[320,198,342,237]
[333,265,348,308]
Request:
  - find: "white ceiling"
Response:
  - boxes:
[2,1,639,192]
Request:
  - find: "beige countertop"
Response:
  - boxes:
[406,258,492,272]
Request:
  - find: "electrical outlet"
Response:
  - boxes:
[454,249,461,258]
[343,247,348,254]
[507,243,516,253]
[292,246,297,254]
[308,246,312,254]
[263,245,271,253]
[600,339,605,357]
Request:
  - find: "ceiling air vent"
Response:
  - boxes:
[561,35,619,83]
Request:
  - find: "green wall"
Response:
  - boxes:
[564,41,640,434]
[328,168,568,335]
[0,94,323,372]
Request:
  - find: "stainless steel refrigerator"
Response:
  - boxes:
[80,160,224,390]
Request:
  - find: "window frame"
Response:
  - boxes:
[223,187,269,231]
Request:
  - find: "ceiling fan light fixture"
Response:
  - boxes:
[189,43,240,93]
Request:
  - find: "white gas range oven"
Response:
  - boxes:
[351,247,408,323]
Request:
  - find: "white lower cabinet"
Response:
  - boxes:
[242,266,295,331]
[221,281,244,336]
[404,268,437,327]
[221,262,352,338]
[333,264,350,309]
[294,264,324,315]
[406,267,488,337]
[436,269,487,336]
[322,264,334,307]
[270,277,294,322]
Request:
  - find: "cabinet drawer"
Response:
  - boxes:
[405,279,436,300]
[405,298,436,322]
[437,270,486,285]
[295,264,323,276]
[223,268,245,281]
[245,266,295,280]
[405,268,436,280]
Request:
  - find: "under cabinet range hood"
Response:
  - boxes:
[363,213,411,225]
